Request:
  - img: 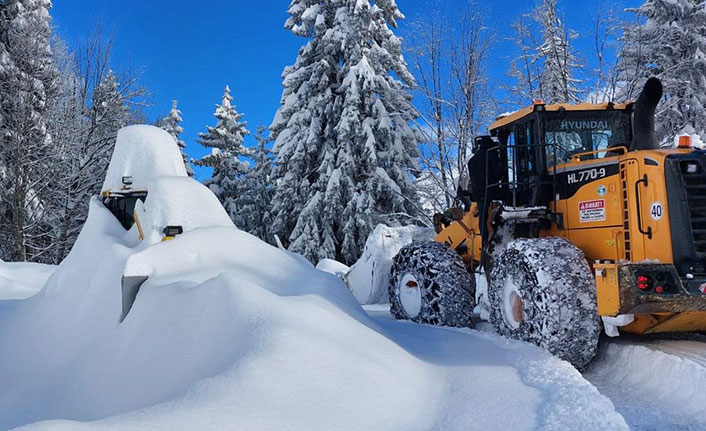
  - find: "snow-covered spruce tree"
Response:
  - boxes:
[159,99,194,177]
[234,125,275,242]
[195,86,251,224]
[0,0,58,262]
[271,0,421,265]
[509,0,582,104]
[618,0,706,144]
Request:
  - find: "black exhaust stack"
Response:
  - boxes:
[630,77,663,151]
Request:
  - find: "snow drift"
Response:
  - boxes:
[0,261,55,300]
[0,125,628,430]
[346,224,434,304]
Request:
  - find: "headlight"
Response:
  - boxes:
[162,225,183,237]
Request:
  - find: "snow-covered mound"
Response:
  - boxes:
[0,125,628,430]
[0,198,424,430]
[0,261,55,300]
[102,125,188,191]
[129,176,234,246]
[347,224,434,305]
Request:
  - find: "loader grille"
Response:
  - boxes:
[681,161,706,254]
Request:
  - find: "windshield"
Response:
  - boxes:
[543,111,631,165]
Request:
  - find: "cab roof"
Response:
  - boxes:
[488,101,632,132]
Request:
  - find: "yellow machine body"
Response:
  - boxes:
[433,100,706,335]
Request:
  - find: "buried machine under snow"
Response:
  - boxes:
[100,126,235,321]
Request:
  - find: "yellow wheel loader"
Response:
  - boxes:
[388,78,706,369]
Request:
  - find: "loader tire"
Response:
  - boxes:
[488,237,601,371]
[389,241,475,327]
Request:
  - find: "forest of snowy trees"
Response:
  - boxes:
[1,0,705,264]
[0,0,146,263]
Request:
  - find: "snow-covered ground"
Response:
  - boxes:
[585,336,706,431]
[368,305,706,431]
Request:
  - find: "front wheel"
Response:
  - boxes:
[389,241,475,327]
[488,237,601,370]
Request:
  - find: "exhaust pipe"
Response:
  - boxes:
[630,77,663,151]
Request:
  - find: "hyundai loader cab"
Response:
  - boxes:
[388,78,706,369]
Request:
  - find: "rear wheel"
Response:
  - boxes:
[389,241,475,327]
[488,237,601,370]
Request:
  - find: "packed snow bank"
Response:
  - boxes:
[347,224,434,304]
[585,339,706,430]
[0,126,428,430]
[0,261,56,300]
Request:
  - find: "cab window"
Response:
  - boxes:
[543,111,631,166]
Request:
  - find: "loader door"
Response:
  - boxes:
[626,156,673,264]
[492,117,547,208]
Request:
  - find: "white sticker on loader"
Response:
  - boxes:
[579,199,606,222]
[650,202,663,221]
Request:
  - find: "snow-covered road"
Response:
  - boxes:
[365,304,706,431]
[585,337,706,431]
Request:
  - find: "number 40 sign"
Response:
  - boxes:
[650,202,663,221]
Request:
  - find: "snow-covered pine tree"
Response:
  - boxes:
[509,0,582,104]
[618,0,706,144]
[195,86,251,223]
[271,0,421,265]
[159,99,194,176]
[234,125,275,242]
[0,0,58,262]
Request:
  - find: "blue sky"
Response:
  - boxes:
[51,0,640,181]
